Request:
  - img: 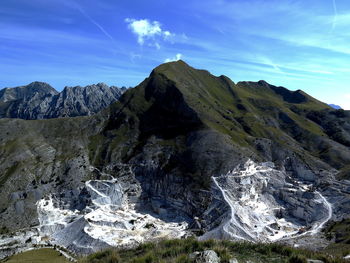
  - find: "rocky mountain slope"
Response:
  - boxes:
[0,82,125,119]
[0,61,349,257]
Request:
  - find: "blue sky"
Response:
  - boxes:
[1,0,350,109]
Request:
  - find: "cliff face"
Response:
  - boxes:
[0,82,125,119]
[0,61,349,256]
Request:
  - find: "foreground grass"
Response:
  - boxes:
[3,248,69,263]
[79,238,347,263]
[324,219,350,257]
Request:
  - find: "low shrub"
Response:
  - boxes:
[288,254,307,263]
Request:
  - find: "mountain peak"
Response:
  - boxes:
[160,59,188,67]
[26,81,58,94]
[153,60,191,76]
[329,103,342,109]
[0,82,57,103]
[0,81,125,119]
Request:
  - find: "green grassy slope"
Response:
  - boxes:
[86,60,350,179]
[324,219,350,256]
[79,238,347,263]
[3,248,69,263]
[154,61,328,136]
[148,61,350,169]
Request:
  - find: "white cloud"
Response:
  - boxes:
[125,18,183,48]
[164,31,171,37]
[125,18,162,45]
[163,30,175,41]
[164,53,182,63]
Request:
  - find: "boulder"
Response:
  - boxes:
[189,250,220,263]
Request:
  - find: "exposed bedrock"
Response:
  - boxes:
[200,160,334,243]
[1,157,348,257]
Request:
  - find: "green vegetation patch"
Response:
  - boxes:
[324,219,350,257]
[79,238,346,263]
[3,248,69,263]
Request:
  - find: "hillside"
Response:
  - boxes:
[94,61,350,174]
[0,61,349,258]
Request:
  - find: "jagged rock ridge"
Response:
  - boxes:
[0,82,126,119]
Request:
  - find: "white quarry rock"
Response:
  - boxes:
[201,160,333,242]
[35,177,189,253]
[4,160,333,256]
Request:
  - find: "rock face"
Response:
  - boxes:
[0,61,350,256]
[200,160,333,242]
[0,82,125,119]
[35,166,188,254]
[189,250,221,263]
[0,81,58,103]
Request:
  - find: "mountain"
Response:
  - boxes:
[0,81,58,103]
[0,82,125,119]
[329,104,342,110]
[0,61,349,258]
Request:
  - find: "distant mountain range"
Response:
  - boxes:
[0,82,126,119]
[329,104,342,110]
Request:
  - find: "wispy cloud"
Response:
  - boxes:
[0,25,103,45]
[164,53,182,62]
[74,5,115,43]
[332,0,338,31]
[258,56,283,74]
[188,0,350,56]
[130,52,142,63]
